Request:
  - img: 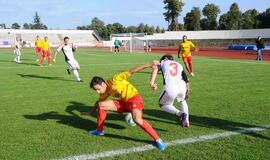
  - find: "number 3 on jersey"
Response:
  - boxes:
[169,62,178,76]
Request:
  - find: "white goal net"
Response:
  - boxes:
[110,33,145,53]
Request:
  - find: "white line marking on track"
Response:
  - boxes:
[56,125,269,160]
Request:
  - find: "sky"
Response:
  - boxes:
[0,0,270,29]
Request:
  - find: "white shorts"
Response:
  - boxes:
[159,83,186,105]
[67,59,80,70]
[14,49,21,56]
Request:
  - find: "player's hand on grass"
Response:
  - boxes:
[150,83,158,91]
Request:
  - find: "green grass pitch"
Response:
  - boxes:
[0,48,269,160]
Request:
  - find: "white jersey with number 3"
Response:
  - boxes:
[159,59,186,103]
[160,60,185,88]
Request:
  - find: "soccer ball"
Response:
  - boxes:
[125,113,136,126]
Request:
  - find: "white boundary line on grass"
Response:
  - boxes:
[1,62,143,69]
[56,125,269,160]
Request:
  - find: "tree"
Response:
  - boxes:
[31,12,47,29]
[112,22,125,33]
[136,23,145,33]
[11,23,20,29]
[155,26,161,33]
[219,3,242,30]
[163,0,184,31]
[0,23,6,29]
[89,17,105,31]
[147,26,156,35]
[125,26,137,33]
[23,23,30,29]
[184,7,201,31]
[218,13,230,30]
[99,27,110,40]
[257,8,270,28]
[161,28,166,33]
[228,3,242,29]
[178,23,184,30]
[201,3,220,30]
[241,9,259,29]
[77,25,88,30]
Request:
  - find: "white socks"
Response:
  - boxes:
[161,100,189,123]
[73,69,81,81]
[161,105,180,116]
[181,100,189,122]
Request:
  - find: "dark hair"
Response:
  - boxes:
[64,36,69,41]
[160,54,174,62]
[90,76,105,88]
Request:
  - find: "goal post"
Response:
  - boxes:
[110,33,145,53]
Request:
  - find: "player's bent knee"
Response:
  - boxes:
[98,101,106,109]
[133,117,143,125]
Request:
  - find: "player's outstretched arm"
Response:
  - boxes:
[129,61,160,74]
[149,64,159,91]
[53,44,62,63]
[81,101,99,116]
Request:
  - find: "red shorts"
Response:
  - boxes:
[36,47,43,53]
[113,94,144,113]
[42,50,50,57]
[182,56,192,63]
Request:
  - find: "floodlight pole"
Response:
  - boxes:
[145,32,148,53]
[130,33,132,53]
[110,34,112,52]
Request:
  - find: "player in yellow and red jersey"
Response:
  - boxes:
[40,36,51,66]
[177,35,196,76]
[81,62,166,150]
[35,35,43,62]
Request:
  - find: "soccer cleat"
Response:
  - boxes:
[181,113,188,128]
[155,139,166,151]
[36,59,39,62]
[190,72,195,76]
[66,69,71,75]
[49,64,52,66]
[89,129,104,136]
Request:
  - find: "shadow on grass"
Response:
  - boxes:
[17,74,75,82]
[144,109,270,141]
[0,59,38,66]
[23,101,153,144]
[18,62,39,66]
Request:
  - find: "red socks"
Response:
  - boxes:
[96,110,160,141]
[188,62,193,73]
[139,120,160,141]
[97,109,107,131]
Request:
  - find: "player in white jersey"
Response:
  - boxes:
[150,54,190,128]
[53,36,82,82]
[14,37,23,63]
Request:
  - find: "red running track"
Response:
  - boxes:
[151,46,270,61]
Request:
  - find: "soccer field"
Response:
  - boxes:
[0,48,269,160]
